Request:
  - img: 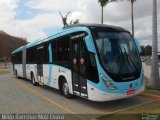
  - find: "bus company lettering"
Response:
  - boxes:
[71,33,85,39]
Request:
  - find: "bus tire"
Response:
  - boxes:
[62,80,72,99]
[15,70,20,79]
[31,73,38,86]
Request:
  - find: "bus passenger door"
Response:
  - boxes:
[37,46,44,84]
[71,39,88,97]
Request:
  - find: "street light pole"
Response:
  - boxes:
[131,0,134,37]
[150,0,160,88]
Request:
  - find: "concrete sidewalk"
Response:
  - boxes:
[142,63,160,86]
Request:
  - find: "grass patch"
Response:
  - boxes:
[97,100,160,120]
[146,86,160,91]
[0,69,10,74]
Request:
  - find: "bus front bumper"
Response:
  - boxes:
[87,83,145,102]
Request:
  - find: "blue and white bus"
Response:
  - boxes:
[11,24,144,101]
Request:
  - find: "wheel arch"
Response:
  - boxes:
[58,75,66,94]
[30,71,34,80]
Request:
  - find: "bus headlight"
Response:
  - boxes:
[101,74,117,90]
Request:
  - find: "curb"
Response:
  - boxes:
[139,93,160,100]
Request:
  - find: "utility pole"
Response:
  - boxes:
[150,0,160,88]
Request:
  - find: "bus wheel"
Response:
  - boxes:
[31,74,38,86]
[15,70,19,79]
[62,81,72,99]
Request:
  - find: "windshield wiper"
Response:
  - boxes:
[118,46,139,76]
[123,48,139,75]
[118,46,128,74]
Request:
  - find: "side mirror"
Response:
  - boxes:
[134,37,142,53]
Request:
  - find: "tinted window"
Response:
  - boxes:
[51,40,57,62]
[93,30,141,82]
[43,43,49,63]
[26,47,36,64]
[12,51,22,64]
[87,52,99,83]
[57,36,70,61]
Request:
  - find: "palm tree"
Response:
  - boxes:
[70,19,80,25]
[59,11,71,27]
[98,0,117,24]
[117,0,136,36]
[98,0,136,35]
[150,0,160,88]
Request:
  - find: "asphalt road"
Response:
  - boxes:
[0,74,153,120]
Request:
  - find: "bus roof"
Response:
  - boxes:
[63,24,128,32]
[12,24,128,54]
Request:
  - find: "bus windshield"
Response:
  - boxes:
[93,30,141,82]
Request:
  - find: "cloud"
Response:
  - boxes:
[0,0,62,42]
[28,0,78,12]
[0,0,19,28]
[0,0,82,42]
[10,12,63,41]
[0,0,159,47]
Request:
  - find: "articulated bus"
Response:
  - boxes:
[11,24,144,101]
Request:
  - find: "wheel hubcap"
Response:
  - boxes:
[32,76,35,83]
[63,82,69,95]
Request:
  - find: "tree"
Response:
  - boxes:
[150,0,160,88]
[0,57,8,68]
[140,45,152,56]
[59,11,80,26]
[119,0,136,36]
[59,11,71,27]
[128,0,136,37]
[145,45,152,56]
[98,0,136,35]
[98,0,117,24]
[69,19,80,25]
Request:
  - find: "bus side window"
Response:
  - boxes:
[26,47,37,64]
[43,43,49,63]
[51,40,57,62]
[87,52,99,83]
[54,36,70,67]
[14,51,22,64]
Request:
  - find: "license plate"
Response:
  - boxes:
[127,90,135,95]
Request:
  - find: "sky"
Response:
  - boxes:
[0,0,160,48]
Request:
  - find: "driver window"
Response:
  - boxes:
[87,52,99,83]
